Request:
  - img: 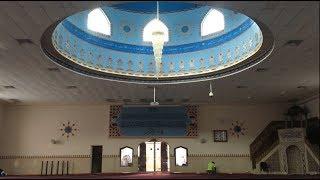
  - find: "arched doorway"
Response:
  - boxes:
[286,145,304,174]
[138,139,170,172]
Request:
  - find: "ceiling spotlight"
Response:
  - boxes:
[209,82,213,98]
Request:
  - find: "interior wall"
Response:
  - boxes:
[0,103,289,174]
[299,95,320,118]
[0,102,4,147]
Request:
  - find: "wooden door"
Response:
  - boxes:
[138,143,146,172]
[91,145,103,174]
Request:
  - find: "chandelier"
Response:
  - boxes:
[151,2,165,77]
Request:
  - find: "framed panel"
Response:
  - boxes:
[213,130,228,142]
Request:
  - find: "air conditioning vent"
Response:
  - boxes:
[297,86,307,89]
[15,39,34,45]
[284,40,303,47]
[236,85,248,89]
[105,98,116,102]
[181,98,190,103]
[66,86,77,89]
[287,98,299,103]
[123,99,131,102]
[4,85,15,89]
[8,99,21,103]
[255,68,268,72]
[47,67,60,72]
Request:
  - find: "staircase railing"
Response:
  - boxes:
[250,121,285,169]
[250,118,319,169]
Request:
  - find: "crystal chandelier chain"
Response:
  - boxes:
[152,1,164,78]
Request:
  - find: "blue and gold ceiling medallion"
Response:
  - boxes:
[41,2,274,85]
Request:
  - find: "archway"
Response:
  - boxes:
[286,145,304,174]
[138,139,170,172]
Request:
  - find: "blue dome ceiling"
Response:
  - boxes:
[41,2,274,84]
[110,2,203,13]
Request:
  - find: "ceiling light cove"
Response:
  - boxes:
[41,2,274,85]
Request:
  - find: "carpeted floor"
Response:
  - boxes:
[1,173,320,179]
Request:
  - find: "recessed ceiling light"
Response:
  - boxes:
[255,68,268,72]
[236,85,248,89]
[247,96,251,99]
[4,85,15,89]
[297,86,307,89]
[284,40,303,47]
[66,85,77,89]
[47,67,60,72]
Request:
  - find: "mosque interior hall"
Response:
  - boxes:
[0,1,319,179]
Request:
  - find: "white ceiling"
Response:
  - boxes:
[0,1,319,105]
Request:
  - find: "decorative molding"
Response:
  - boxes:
[0,155,90,159]
[188,154,250,157]
[0,154,249,159]
[61,18,254,55]
[42,18,274,84]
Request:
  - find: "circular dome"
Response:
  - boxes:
[41,2,274,84]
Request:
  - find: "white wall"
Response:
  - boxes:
[299,95,319,118]
[0,103,289,174]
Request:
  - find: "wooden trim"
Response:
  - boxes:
[0,154,249,159]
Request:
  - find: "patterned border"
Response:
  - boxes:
[60,18,254,55]
[109,105,122,137]
[0,154,249,159]
[186,105,198,137]
[108,105,198,137]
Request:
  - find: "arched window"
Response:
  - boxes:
[120,146,133,167]
[201,9,224,37]
[143,19,169,42]
[174,146,188,166]
[87,8,111,36]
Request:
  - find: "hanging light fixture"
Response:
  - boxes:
[209,81,214,98]
[151,1,165,77]
[150,86,159,106]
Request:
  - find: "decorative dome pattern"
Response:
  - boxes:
[41,2,274,84]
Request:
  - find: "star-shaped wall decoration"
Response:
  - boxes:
[60,121,79,138]
[229,120,247,138]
